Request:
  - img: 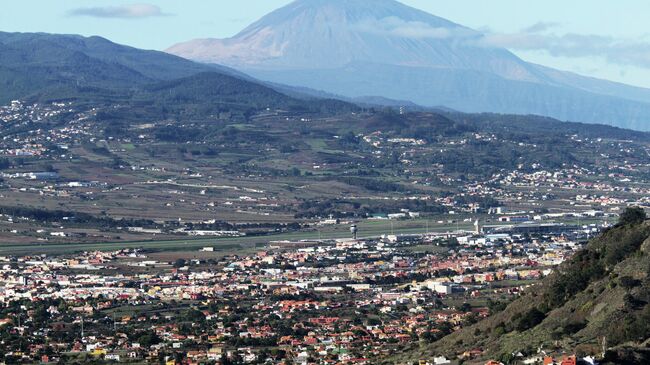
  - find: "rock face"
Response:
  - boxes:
[168,0,650,131]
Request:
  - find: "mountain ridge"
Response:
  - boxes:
[0,32,358,115]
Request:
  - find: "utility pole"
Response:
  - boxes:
[80,316,84,339]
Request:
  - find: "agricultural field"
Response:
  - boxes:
[0,98,645,253]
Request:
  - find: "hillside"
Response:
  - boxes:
[0,32,218,103]
[0,32,355,117]
[168,0,650,131]
[401,209,650,364]
[129,72,357,118]
[0,32,215,81]
[0,35,150,103]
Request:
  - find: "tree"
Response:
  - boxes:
[173,258,187,268]
[459,302,472,312]
[0,158,12,170]
[344,131,360,144]
[184,308,205,322]
[136,331,161,347]
[619,207,647,225]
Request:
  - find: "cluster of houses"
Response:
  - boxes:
[0,101,87,158]
[0,218,597,364]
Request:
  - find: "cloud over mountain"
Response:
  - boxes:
[352,16,475,40]
[68,3,169,19]
[479,30,650,69]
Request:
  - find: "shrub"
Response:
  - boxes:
[516,308,546,332]
[619,207,647,226]
[619,276,641,289]
[493,325,506,337]
[562,320,587,335]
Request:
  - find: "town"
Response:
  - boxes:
[0,217,606,364]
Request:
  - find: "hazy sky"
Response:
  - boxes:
[3,0,650,88]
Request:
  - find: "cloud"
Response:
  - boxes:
[478,29,650,69]
[353,16,650,69]
[354,16,476,40]
[68,3,170,19]
[522,22,562,33]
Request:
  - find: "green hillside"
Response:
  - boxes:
[132,72,356,117]
[0,32,356,117]
[402,208,650,364]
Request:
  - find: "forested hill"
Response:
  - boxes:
[443,112,650,142]
[132,72,356,116]
[401,208,650,364]
[0,32,209,103]
[0,32,355,116]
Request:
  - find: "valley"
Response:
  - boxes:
[0,97,647,249]
[0,1,650,363]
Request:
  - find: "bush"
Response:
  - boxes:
[619,276,641,289]
[498,352,516,365]
[516,308,546,332]
[603,227,649,267]
[619,207,647,226]
[493,324,506,337]
[562,320,587,335]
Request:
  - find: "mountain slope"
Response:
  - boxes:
[167,0,650,131]
[401,211,650,364]
[166,0,535,80]
[0,32,256,104]
[128,72,356,117]
[0,36,152,103]
[0,32,355,116]
[0,32,215,82]
[246,63,650,131]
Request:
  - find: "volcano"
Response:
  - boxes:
[168,0,650,130]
